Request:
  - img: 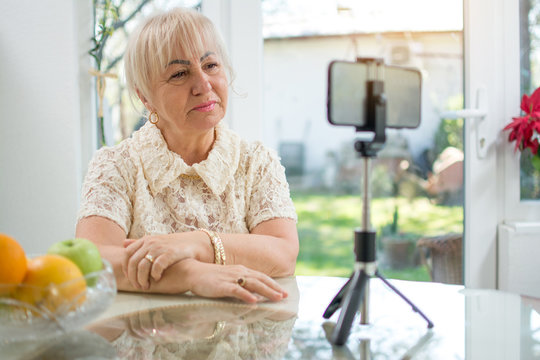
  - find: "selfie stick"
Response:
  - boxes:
[323,58,434,346]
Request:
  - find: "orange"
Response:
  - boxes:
[0,233,27,295]
[15,254,87,314]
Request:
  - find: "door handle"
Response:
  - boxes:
[440,87,488,159]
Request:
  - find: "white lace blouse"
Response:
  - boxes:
[77,121,297,238]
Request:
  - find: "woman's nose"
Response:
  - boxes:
[191,69,212,95]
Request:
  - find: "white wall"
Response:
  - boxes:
[0,0,94,253]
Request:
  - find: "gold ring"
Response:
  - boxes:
[144,254,154,263]
[237,277,247,287]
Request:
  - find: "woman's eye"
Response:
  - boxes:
[204,62,219,71]
[170,70,187,80]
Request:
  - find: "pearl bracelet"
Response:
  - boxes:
[199,228,226,265]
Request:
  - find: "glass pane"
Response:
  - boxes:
[262,0,464,283]
[520,0,540,200]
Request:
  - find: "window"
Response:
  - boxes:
[262,0,464,282]
[502,0,540,224]
[519,0,540,199]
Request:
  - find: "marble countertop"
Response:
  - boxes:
[3,275,540,359]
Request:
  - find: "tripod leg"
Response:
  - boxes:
[331,270,369,346]
[323,276,352,319]
[375,271,434,328]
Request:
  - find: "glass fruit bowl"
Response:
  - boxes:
[0,258,116,342]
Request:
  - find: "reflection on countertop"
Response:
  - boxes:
[89,302,296,359]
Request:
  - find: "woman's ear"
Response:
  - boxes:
[135,88,152,111]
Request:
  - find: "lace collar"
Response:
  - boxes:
[131,121,241,196]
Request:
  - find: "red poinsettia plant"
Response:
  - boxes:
[503,86,540,171]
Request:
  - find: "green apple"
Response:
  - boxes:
[47,238,103,286]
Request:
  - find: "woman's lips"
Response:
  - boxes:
[193,101,217,112]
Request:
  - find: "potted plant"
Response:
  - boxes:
[379,205,419,269]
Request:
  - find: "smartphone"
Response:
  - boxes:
[327,60,422,129]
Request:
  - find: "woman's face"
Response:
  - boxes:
[146,49,228,134]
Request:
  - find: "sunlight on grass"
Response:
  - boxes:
[293,193,463,281]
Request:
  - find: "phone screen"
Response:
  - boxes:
[327,60,421,129]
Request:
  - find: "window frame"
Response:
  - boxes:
[503,0,540,222]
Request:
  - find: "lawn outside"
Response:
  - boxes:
[292,192,463,282]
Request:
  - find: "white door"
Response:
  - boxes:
[464,0,540,292]
[462,0,504,289]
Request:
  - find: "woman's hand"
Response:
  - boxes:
[123,232,208,290]
[185,260,288,303]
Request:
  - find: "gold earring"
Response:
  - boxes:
[148,111,159,124]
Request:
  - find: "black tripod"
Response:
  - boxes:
[322,65,434,346]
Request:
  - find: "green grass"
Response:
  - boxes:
[292,192,463,281]
[379,267,432,282]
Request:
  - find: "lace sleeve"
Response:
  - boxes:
[77,146,134,234]
[246,143,297,231]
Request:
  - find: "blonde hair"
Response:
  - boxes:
[124,7,233,104]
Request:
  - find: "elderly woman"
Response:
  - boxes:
[76,7,298,303]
